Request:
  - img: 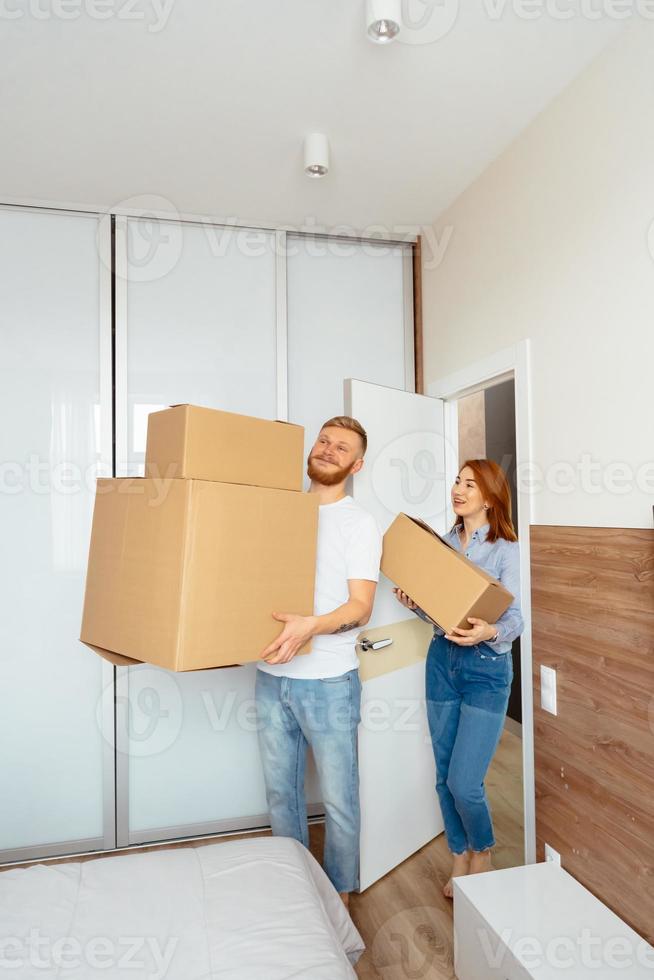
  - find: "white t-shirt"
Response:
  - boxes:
[257,495,382,679]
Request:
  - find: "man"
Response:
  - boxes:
[255,415,382,907]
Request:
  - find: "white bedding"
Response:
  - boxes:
[0,836,365,979]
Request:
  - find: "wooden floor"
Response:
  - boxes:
[350,726,524,979]
[2,728,523,980]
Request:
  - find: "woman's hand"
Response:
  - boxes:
[393,588,417,610]
[445,617,497,646]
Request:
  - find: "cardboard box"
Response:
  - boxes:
[144,404,305,491]
[381,513,514,633]
[80,478,318,670]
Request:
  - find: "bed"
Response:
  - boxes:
[0,836,365,978]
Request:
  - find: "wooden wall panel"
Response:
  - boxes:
[530,525,654,944]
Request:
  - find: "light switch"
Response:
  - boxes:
[540,665,557,715]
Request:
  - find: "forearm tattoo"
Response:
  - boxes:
[331,620,361,635]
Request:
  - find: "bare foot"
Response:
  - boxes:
[443,851,470,899]
[469,849,494,875]
[339,891,350,910]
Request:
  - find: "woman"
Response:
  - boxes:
[394,459,524,899]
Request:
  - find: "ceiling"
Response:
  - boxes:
[0,1,624,232]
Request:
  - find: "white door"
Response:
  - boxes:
[344,378,454,891]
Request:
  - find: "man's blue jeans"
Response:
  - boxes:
[255,668,362,893]
[426,633,513,855]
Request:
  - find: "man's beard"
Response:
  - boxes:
[307,453,354,487]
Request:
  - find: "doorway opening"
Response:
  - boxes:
[457,378,524,870]
[428,340,535,868]
[457,378,522,733]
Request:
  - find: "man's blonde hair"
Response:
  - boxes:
[320,416,368,456]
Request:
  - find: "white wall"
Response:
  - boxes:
[422,21,654,530]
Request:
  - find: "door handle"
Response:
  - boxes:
[357,637,393,653]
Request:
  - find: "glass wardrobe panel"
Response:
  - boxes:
[287,236,409,466]
[0,208,107,854]
[121,220,291,836]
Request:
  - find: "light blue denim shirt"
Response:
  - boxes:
[415,522,524,654]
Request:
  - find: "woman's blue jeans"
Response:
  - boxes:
[425,633,513,855]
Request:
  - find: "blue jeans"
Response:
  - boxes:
[425,633,513,855]
[255,668,362,893]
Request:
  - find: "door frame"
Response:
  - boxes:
[427,339,536,866]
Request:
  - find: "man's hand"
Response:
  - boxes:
[261,612,318,665]
[445,617,497,646]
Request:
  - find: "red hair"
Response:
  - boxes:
[453,459,517,543]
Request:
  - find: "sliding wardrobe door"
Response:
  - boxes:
[0,207,112,861]
[115,218,300,843]
[286,235,413,456]
[116,219,279,476]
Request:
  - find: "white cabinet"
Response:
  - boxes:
[454,862,654,979]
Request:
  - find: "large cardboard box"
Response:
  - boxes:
[80,478,318,670]
[145,404,305,491]
[381,513,514,633]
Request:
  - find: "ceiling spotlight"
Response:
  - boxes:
[366,0,401,43]
[304,133,330,179]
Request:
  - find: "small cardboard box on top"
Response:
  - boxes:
[80,478,318,671]
[381,513,514,634]
[145,404,305,491]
